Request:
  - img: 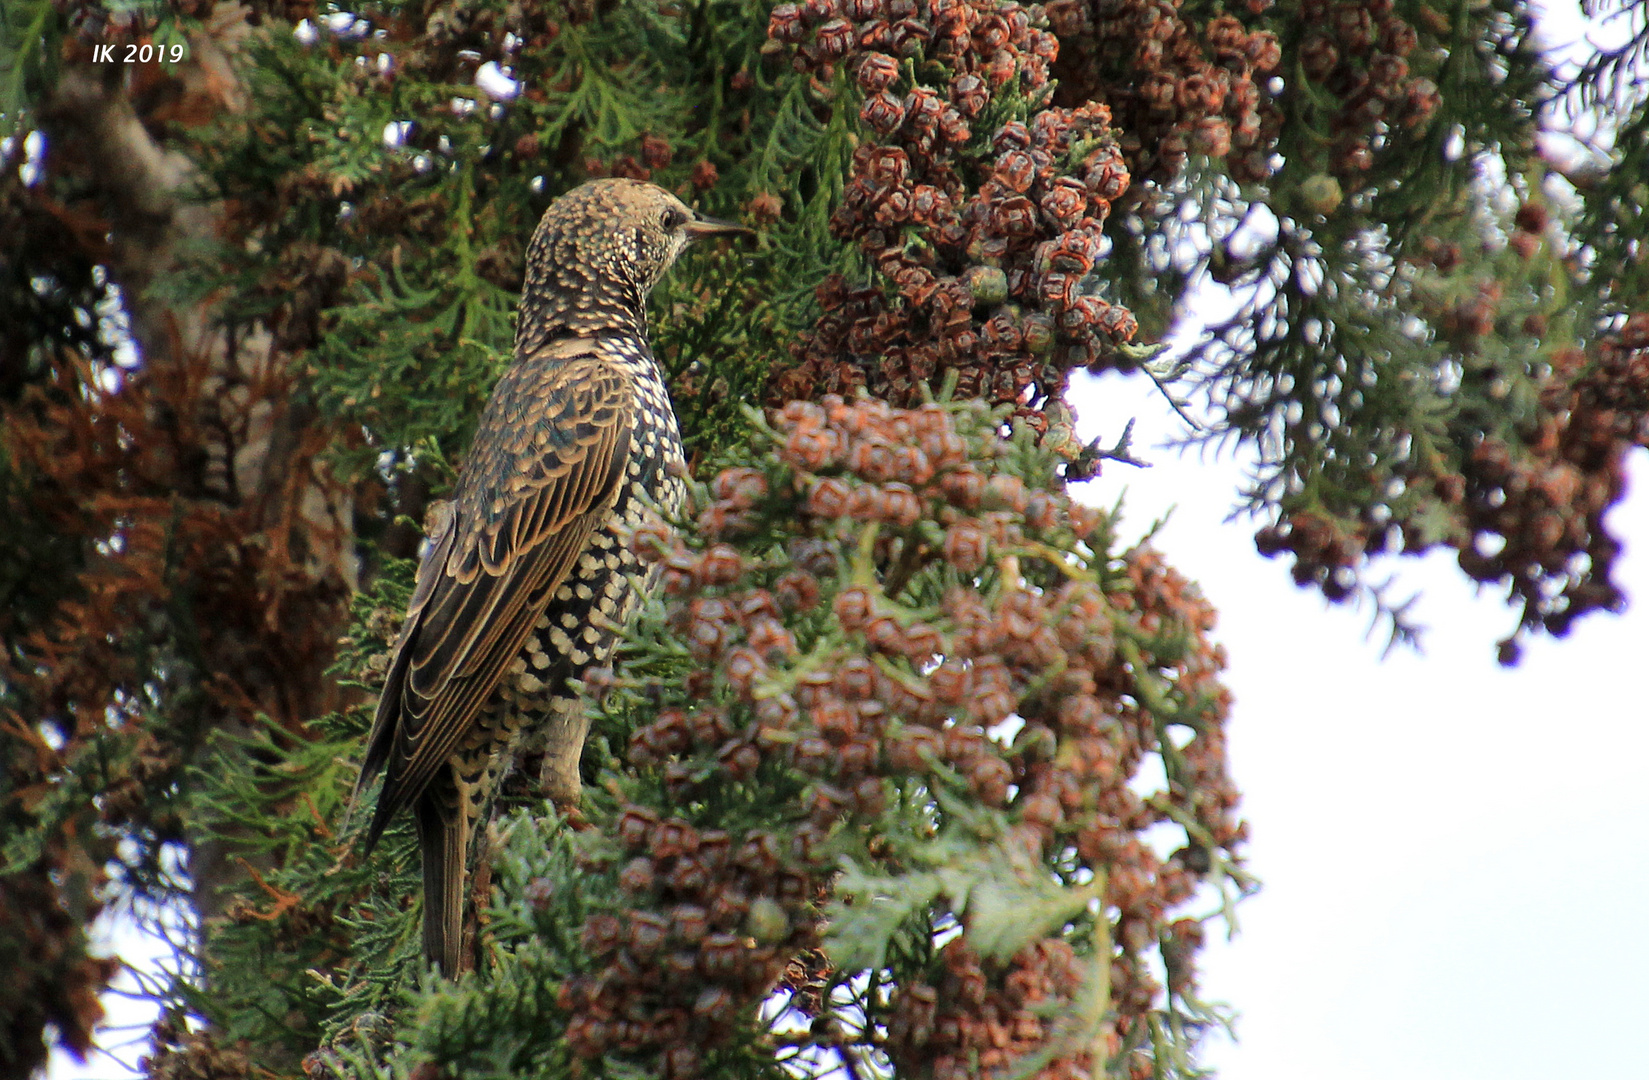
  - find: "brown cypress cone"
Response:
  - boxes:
[763,0,1140,464]
[575,395,1245,1077]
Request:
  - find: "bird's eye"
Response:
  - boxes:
[661,208,687,230]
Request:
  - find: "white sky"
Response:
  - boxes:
[1069,368,1649,1080]
[45,2,1649,1078]
[1065,5,1649,1074]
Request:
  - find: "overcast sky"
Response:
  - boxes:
[1063,4,1649,1074]
[1069,366,1649,1080]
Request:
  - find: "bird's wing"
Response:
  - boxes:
[354,340,635,847]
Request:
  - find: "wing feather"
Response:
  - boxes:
[354,341,635,848]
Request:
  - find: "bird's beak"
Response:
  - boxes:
[685,214,756,241]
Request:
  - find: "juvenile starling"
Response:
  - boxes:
[352,178,750,974]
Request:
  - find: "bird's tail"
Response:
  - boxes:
[416,798,466,975]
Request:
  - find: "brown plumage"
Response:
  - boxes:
[351,179,750,974]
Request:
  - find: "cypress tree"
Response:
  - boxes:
[1,0,1644,1076]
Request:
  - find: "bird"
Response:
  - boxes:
[350,178,751,974]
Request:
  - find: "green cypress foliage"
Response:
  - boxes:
[1,0,1646,1075]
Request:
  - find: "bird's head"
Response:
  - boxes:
[518,178,752,348]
